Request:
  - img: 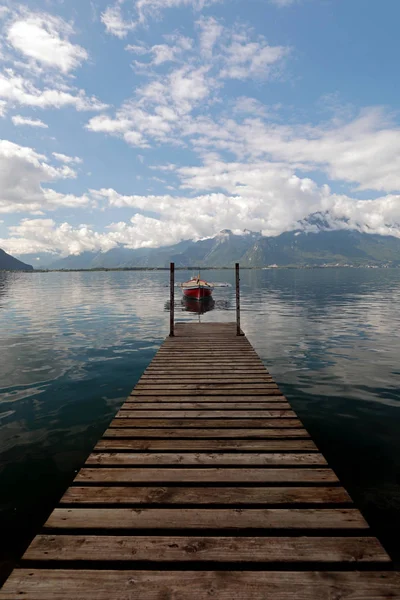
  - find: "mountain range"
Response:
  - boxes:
[5,216,400,270]
[44,225,400,269]
[0,249,33,271]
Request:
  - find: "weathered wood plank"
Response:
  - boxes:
[149,360,265,365]
[24,535,388,563]
[128,394,288,401]
[136,383,278,388]
[131,390,284,396]
[85,452,327,466]
[3,570,399,600]
[109,418,303,428]
[75,467,337,484]
[103,428,310,438]
[94,439,318,451]
[44,508,368,530]
[121,402,291,410]
[143,368,269,372]
[116,410,296,418]
[140,377,274,383]
[60,485,352,505]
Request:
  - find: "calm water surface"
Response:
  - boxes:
[1,268,400,573]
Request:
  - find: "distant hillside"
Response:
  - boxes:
[241,229,400,267]
[0,249,33,271]
[45,228,400,269]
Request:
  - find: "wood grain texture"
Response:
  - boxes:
[2,570,399,600]
[128,394,288,401]
[131,390,284,396]
[94,439,318,451]
[1,322,393,598]
[85,452,326,466]
[134,384,279,390]
[109,418,302,428]
[74,467,337,484]
[60,486,352,505]
[120,402,292,409]
[24,535,388,563]
[139,377,274,383]
[116,410,296,418]
[103,428,311,438]
[45,508,368,530]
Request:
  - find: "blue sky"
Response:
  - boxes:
[1,0,400,261]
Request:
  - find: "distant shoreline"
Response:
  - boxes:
[1,265,397,273]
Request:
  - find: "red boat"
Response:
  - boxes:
[180,276,214,300]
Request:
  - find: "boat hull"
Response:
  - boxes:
[183,286,213,300]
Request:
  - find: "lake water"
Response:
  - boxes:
[1,268,400,576]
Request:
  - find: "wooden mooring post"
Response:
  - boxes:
[1,327,399,597]
[169,262,174,337]
[235,262,243,336]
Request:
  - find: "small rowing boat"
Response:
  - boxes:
[180,275,214,300]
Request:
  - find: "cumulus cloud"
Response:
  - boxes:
[102,0,220,37]
[7,12,88,74]
[0,69,108,112]
[86,20,289,148]
[128,35,193,66]
[220,32,290,80]
[86,64,214,146]
[12,114,48,128]
[53,152,83,164]
[197,16,223,58]
[0,219,116,256]
[0,139,88,213]
[101,5,134,38]
[6,174,400,257]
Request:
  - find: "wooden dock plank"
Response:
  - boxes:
[134,384,280,390]
[94,439,319,451]
[85,452,327,466]
[131,390,284,396]
[2,570,400,600]
[24,535,389,563]
[109,418,303,428]
[103,428,310,438]
[60,486,353,505]
[116,410,297,418]
[120,402,292,409]
[1,321,393,598]
[139,377,275,383]
[75,467,337,484]
[128,394,288,401]
[45,508,368,530]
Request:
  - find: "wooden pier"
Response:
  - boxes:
[1,322,399,598]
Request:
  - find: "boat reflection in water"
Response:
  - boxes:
[181,296,215,314]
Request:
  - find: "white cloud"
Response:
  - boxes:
[12,114,48,128]
[0,139,88,214]
[101,5,134,38]
[5,165,400,257]
[128,36,193,66]
[0,69,107,112]
[102,0,221,37]
[0,219,116,256]
[233,96,270,116]
[197,16,223,57]
[86,64,213,146]
[7,12,88,74]
[269,0,298,6]
[53,152,83,165]
[87,20,289,149]
[220,32,290,79]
